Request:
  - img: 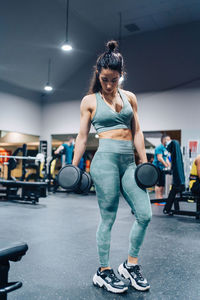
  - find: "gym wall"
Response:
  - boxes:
[40,100,85,137]
[0,83,41,136]
[138,80,200,132]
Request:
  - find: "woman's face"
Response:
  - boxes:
[98,68,120,94]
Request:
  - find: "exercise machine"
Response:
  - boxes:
[162,140,200,219]
[0,240,28,300]
[0,144,47,204]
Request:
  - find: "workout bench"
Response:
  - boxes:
[0,241,28,300]
[169,190,200,219]
[0,179,47,204]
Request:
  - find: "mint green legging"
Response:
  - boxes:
[90,139,152,267]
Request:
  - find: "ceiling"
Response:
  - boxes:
[0,0,200,96]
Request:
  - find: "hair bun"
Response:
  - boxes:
[106,40,118,53]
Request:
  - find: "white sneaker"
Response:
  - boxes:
[93,268,128,294]
[118,261,150,291]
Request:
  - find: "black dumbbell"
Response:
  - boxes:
[57,164,92,194]
[135,163,159,189]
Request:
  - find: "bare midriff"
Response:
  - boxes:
[98,128,133,141]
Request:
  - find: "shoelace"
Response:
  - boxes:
[129,265,144,280]
[107,269,120,282]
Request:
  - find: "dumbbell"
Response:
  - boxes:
[135,163,159,189]
[57,164,92,194]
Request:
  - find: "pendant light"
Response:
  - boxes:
[118,12,124,84]
[119,12,122,51]
[44,59,53,92]
[61,0,72,51]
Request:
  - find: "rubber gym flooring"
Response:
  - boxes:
[0,192,199,300]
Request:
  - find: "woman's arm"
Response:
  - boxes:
[127,92,147,164]
[72,96,92,166]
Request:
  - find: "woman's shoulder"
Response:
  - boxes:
[120,89,137,107]
[80,93,96,111]
[82,93,96,101]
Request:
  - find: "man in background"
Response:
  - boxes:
[153,134,171,199]
[54,136,74,164]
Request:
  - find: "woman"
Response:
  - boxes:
[72,41,152,294]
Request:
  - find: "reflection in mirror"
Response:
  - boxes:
[50,133,98,192]
[0,130,40,180]
[51,132,98,167]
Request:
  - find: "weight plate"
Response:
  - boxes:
[75,172,92,194]
[57,165,81,190]
[135,163,159,189]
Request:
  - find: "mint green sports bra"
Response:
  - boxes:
[91,89,133,134]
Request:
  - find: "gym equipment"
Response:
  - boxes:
[75,171,92,194]
[162,140,186,214]
[0,154,45,164]
[0,179,47,204]
[0,241,28,300]
[151,140,200,220]
[46,151,66,193]
[47,156,58,192]
[7,158,17,171]
[57,164,92,194]
[58,165,81,190]
[0,144,47,203]
[0,145,45,180]
[135,163,159,189]
[163,189,200,219]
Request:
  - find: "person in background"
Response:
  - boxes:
[153,135,171,199]
[189,154,200,195]
[54,136,75,164]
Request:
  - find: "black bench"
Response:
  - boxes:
[0,179,47,204]
[172,191,200,219]
[163,188,200,219]
[0,242,28,300]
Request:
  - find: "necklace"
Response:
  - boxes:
[100,91,123,113]
[101,90,120,103]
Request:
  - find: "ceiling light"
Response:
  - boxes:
[44,84,53,92]
[61,0,72,52]
[61,42,72,51]
[44,59,53,92]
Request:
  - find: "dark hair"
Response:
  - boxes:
[66,136,74,142]
[88,40,124,94]
[161,134,170,143]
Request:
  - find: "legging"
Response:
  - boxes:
[90,139,152,267]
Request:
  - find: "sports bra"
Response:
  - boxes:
[91,89,133,134]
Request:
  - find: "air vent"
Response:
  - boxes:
[124,23,140,32]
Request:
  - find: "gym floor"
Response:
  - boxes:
[1,193,200,300]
